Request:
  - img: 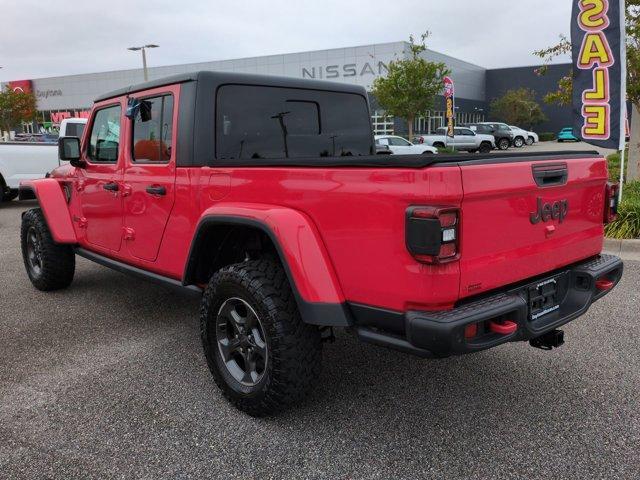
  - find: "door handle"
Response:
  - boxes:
[103,182,119,192]
[146,185,166,196]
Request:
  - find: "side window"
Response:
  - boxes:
[216,85,372,159]
[388,137,410,146]
[132,95,174,162]
[65,122,85,138]
[87,105,122,163]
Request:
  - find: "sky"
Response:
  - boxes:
[0,0,574,82]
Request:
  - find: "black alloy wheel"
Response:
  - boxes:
[215,297,268,387]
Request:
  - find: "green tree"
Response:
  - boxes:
[0,86,37,135]
[489,88,547,128]
[372,33,450,140]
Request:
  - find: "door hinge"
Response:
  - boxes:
[73,215,88,228]
[122,227,135,241]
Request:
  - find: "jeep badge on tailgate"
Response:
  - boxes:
[530,198,569,224]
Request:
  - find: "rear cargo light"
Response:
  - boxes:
[604,182,619,224]
[406,206,460,264]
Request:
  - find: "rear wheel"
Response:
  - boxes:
[497,138,510,150]
[21,208,75,291]
[200,258,322,416]
[433,142,445,149]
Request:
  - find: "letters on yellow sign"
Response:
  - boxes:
[582,104,610,138]
[579,32,613,69]
[579,0,609,30]
[577,0,613,141]
[583,68,609,102]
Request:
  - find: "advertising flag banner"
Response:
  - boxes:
[571,0,626,150]
[444,76,455,138]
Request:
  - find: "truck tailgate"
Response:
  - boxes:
[458,155,607,299]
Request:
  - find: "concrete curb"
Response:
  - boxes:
[604,237,640,261]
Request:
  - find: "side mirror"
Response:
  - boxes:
[58,137,85,167]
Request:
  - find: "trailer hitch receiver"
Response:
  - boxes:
[529,329,565,351]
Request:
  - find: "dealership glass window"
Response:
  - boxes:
[132,95,174,162]
[216,85,373,159]
[372,110,394,135]
[87,105,121,163]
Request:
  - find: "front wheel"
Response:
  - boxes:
[513,137,525,148]
[200,258,322,416]
[479,142,493,154]
[526,137,534,146]
[21,208,75,291]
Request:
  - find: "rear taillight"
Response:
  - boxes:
[604,182,619,224]
[406,206,460,264]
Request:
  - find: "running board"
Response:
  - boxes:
[75,248,202,297]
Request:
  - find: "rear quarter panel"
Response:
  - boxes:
[157,165,464,311]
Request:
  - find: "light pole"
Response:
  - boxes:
[127,45,158,81]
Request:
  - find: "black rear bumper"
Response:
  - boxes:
[354,254,623,358]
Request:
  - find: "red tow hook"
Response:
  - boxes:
[488,320,518,335]
[596,278,615,291]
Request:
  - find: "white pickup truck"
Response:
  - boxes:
[415,127,496,153]
[0,118,87,202]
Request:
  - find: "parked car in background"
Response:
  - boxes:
[465,122,513,150]
[415,127,495,153]
[558,128,580,142]
[508,126,530,148]
[375,135,438,155]
[0,118,87,202]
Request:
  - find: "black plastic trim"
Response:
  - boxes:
[183,215,353,327]
[75,248,202,297]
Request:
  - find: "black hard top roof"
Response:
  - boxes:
[94,70,368,103]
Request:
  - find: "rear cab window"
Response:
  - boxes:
[216,85,373,159]
[131,95,174,163]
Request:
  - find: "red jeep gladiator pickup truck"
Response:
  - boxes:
[19,71,623,416]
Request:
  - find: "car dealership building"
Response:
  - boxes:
[2,41,572,136]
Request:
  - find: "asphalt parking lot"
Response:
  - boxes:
[1,200,639,479]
